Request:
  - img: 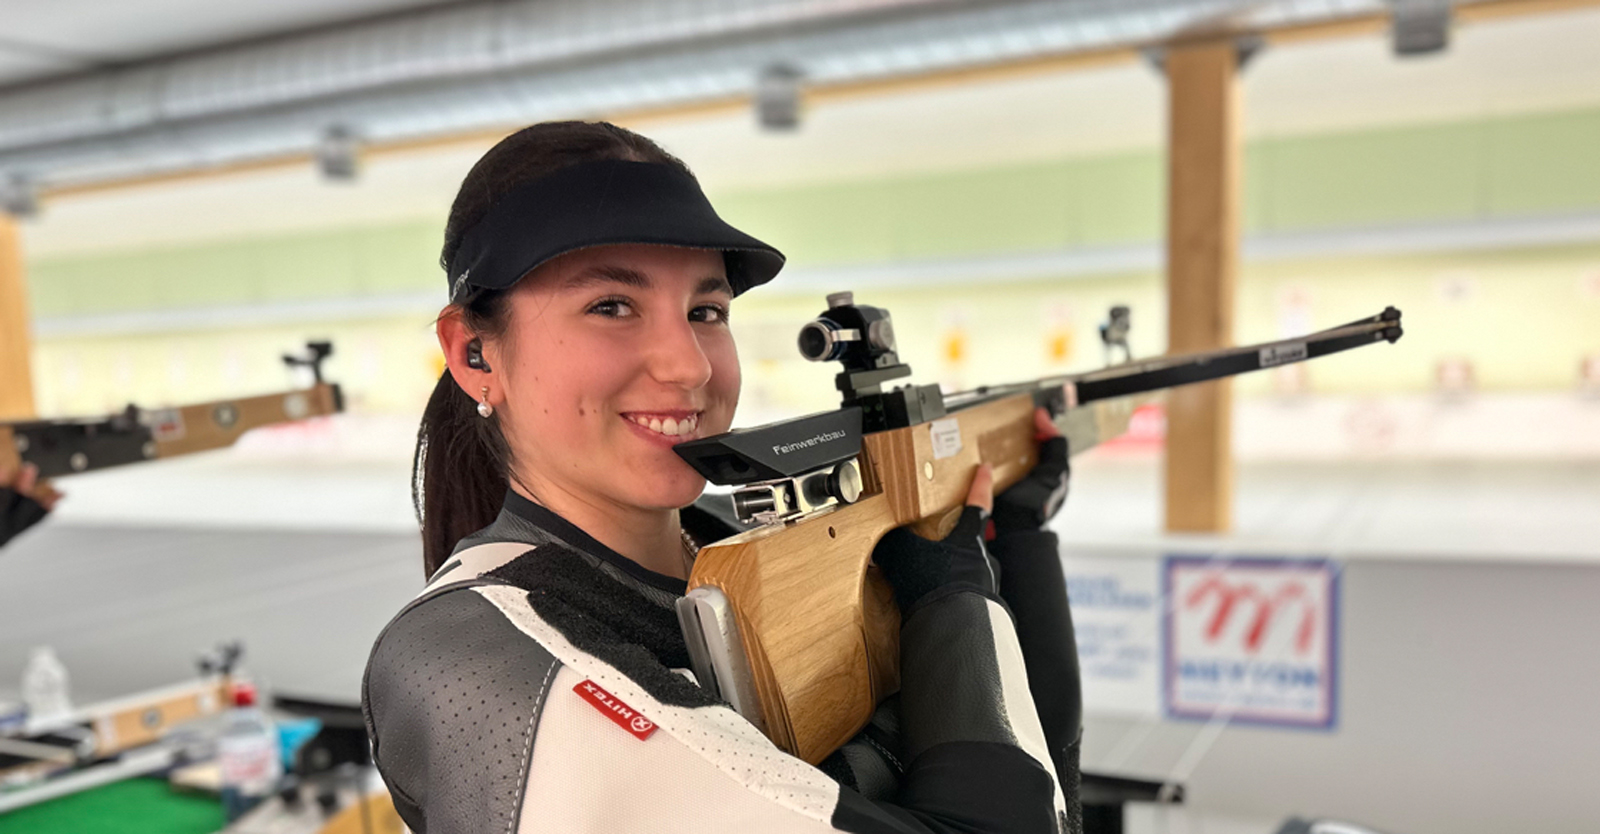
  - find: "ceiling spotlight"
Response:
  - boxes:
[756,64,805,132]
[0,173,38,219]
[1391,0,1451,57]
[317,124,361,181]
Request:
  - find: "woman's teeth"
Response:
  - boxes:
[629,413,698,437]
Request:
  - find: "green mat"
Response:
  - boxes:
[0,777,222,834]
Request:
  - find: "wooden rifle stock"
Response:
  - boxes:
[686,393,1141,764]
[682,304,1401,764]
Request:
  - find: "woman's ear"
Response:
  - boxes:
[437,309,492,400]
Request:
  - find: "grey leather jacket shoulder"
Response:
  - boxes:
[363,491,1075,834]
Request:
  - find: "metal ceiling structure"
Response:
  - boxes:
[0,0,1538,194]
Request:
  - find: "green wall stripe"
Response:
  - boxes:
[30,221,441,318]
[27,105,1600,318]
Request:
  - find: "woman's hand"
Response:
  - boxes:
[990,407,1069,537]
[872,464,999,611]
[2,462,58,548]
[2,462,61,511]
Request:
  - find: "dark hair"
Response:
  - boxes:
[415,121,696,577]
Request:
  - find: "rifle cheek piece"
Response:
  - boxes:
[673,406,867,526]
[674,407,863,486]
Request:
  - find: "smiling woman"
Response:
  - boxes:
[437,243,742,579]
[409,123,782,580]
[364,120,1078,834]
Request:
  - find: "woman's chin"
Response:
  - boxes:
[627,472,708,511]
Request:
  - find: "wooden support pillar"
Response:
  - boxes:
[0,215,37,421]
[1163,40,1240,533]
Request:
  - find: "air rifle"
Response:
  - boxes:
[1,341,344,492]
[674,292,1402,764]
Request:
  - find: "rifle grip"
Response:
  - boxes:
[907,505,964,541]
[861,566,901,702]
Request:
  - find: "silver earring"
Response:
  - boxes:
[477,386,493,418]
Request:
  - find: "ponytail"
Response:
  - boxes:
[414,368,511,578]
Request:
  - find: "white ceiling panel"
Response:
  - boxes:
[0,0,463,85]
[15,5,1600,260]
[1244,7,1600,136]
[0,52,77,87]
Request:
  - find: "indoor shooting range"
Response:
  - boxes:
[1,2,1597,833]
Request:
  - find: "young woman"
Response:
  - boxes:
[363,121,1083,833]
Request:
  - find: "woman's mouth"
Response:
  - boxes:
[620,411,701,441]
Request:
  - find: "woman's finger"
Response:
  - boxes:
[965,463,995,515]
[1034,406,1061,441]
[16,463,38,494]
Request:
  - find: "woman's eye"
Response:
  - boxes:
[587,298,634,318]
[691,304,730,324]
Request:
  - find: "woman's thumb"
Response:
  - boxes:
[965,463,994,515]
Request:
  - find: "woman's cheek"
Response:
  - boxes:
[511,365,583,445]
[712,337,741,429]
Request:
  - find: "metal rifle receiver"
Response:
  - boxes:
[674,290,936,525]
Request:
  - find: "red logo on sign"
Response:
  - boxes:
[1183,576,1317,656]
[573,680,656,740]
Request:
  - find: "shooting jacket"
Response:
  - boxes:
[363,490,1081,833]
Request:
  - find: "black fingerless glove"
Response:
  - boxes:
[991,435,1070,536]
[1,487,49,548]
[872,505,998,613]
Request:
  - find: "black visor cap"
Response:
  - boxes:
[447,159,784,302]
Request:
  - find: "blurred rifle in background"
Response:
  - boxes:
[1,341,343,516]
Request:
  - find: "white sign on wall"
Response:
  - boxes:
[1065,554,1162,718]
[1164,556,1340,730]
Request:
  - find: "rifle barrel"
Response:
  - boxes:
[945,306,1402,412]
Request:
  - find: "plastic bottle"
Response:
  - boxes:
[217,682,282,822]
[21,646,72,723]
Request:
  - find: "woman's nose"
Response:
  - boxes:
[646,316,714,389]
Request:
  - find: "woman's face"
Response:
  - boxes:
[486,243,740,514]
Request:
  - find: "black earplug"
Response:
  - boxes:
[466,338,492,372]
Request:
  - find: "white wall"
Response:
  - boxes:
[1073,556,1600,834]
